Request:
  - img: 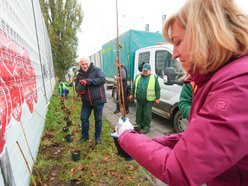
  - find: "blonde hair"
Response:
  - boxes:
[163,0,248,74]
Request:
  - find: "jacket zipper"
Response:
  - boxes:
[237,169,243,186]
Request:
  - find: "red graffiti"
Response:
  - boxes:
[0,30,38,155]
[21,49,38,105]
[6,41,23,121]
[0,83,10,154]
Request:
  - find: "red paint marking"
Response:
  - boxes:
[0,30,38,155]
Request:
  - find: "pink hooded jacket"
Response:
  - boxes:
[119,55,248,186]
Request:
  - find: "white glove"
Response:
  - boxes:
[115,117,134,136]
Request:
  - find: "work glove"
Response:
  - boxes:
[111,117,134,137]
[155,99,160,105]
[80,79,87,86]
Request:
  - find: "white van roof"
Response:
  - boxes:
[136,43,174,53]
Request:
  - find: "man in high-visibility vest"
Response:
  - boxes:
[129,63,160,134]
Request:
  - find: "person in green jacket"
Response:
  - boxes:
[178,80,197,119]
[129,63,161,134]
[57,80,70,99]
[178,53,197,120]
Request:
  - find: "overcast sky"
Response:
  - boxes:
[77,0,248,59]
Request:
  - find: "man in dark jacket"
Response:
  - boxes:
[75,57,106,144]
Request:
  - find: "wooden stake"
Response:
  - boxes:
[115,0,126,117]
[16,141,37,186]
[19,121,43,185]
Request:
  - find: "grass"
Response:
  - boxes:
[32,88,155,185]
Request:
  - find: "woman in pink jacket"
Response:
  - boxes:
[114,0,248,185]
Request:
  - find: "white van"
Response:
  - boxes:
[133,44,188,132]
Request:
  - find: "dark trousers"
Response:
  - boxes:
[116,85,129,111]
[135,100,153,130]
[80,103,104,139]
[62,89,69,97]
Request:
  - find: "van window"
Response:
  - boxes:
[155,50,184,79]
[138,52,150,66]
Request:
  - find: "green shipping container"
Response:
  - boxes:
[102,29,166,81]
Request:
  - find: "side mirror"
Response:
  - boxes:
[164,67,177,85]
[157,69,165,79]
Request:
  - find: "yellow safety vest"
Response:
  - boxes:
[134,74,156,101]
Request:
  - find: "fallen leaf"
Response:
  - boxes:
[51,172,56,177]
[77,164,83,171]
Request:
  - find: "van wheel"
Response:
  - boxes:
[173,111,188,133]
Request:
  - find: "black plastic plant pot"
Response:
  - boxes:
[60,99,65,104]
[63,126,69,133]
[64,108,71,115]
[64,134,73,143]
[72,150,81,162]
[134,127,142,134]
[64,115,69,121]
[67,120,72,127]
[112,135,132,161]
